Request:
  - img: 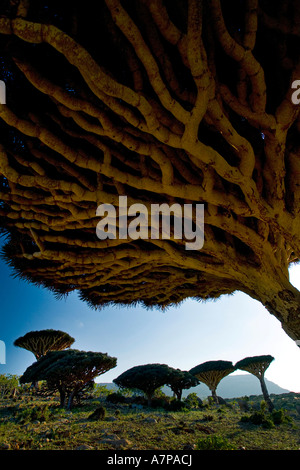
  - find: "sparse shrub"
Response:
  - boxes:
[250,410,265,425]
[88,405,106,421]
[93,384,110,398]
[203,414,214,422]
[262,418,275,429]
[271,409,292,425]
[15,404,51,424]
[131,395,147,406]
[106,392,126,403]
[166,399,188,412]
[240,406,292,428]
[240,410,272,427]
[184,393,202,409]
[0,374,20,398]
[151,396,169,409]
[260,400,267,413]
[196,435,237,450]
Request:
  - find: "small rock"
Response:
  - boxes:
[143,417,157,424]
[0,443,10,450]
[98,436,131,448]
[75,444,94,450]
[182,444,196,450]
[106,416,118,422]
[88,406,106,421]
[102,433,120,440]
[115,438,132,448]
[98,437,118,446]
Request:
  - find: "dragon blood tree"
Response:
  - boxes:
[14,329,75,360]
[114,363,173,406]
[166,369,200,401]
[189,360,235,403]
[235,355,275,411]
[0,1,299,343]
[20,349,117,409]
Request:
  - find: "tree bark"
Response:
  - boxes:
[211,388,219,404]
[67,390,76,410]
[0,1,299,347]
[146,392,153,407]
[259,376,274,412]
[244,268,300,343]
[58,387,66,408]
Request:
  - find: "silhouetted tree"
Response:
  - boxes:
[114,363,173,406]
[166,369,199,401]
[190,360,235,403]
[235,355,275,411]
[20,349,117,409]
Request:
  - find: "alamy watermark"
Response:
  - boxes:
[96,196,204,250]
[0,340,6,364]
[0,80,6,105]
[291,80,300,105]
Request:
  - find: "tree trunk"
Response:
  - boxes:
[146,392,153,407]
[244,266,300,344]
[259,376,274,412]
[67,390,76,410]
[173,388,182,401]
[31,381,39,391]
[58,387,66,408]
[211,388,219,404]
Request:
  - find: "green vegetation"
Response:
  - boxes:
[240,401,293,429]
[0,374,19,398]
[196,435,237,450]
[0,384,299,451]
[6,329,298,450]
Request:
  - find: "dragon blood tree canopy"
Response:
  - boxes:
[20,349,118,408]
[14,329,75,359]
[0,1,299,341]
[190,360,236,388]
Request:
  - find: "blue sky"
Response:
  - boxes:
[0,236,300,393]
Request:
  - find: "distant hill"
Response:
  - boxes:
[178,374,290,399]
[99,374,290,399]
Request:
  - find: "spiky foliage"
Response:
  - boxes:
[235,355,275,411]
[189,360,235,403]
[166,369,200,401]
[20,349,117,409]
[0,1,299,341]
[114,363,173,405]
[14,329,75,360]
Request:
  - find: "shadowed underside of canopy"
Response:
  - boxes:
[0,0,299,341]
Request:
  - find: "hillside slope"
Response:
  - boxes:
[99,374,290,399]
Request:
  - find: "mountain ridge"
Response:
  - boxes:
[98,374,290,399]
